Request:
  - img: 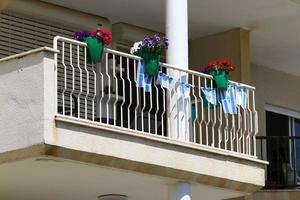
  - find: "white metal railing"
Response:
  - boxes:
[53,36,258,157]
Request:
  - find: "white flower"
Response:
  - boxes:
[130,41,143,54]
[130,47,135,54]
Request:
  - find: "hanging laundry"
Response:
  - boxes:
[137,60,145,88]
[180,82,194,99]
[144,74,152,93]
[236,86,248,109]
[201,88,217,105]
[220,86,237,115]
[156,71,174,90]
[137,59,152,93]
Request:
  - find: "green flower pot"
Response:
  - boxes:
[84,37,104,64]
[141,52,160,76]
[209,70,229,89]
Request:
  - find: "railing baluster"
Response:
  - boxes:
[62,42,66,116]
[133,60,139,131]
[148,78,153,133]
[191,75,197,143]
[112,54,118,126]
[153,69,159,135]
[92,62,96,122]
[127,58,132,129]
[69,44,74,117]
[253,91,258,157]
[199,77,205,145]
[195,76,202,144]
[218,94,223,149]
[105,52,110,124]
[211,80,216,147]
[119,56,125,128]
[99,58,104,123]
[84,47,89,120]
[77,45,82,119]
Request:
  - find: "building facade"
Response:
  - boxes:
[1,0,299,199]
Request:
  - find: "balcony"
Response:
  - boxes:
[257,136,300,189]
[0,36,267,196]
[53,36,258,157]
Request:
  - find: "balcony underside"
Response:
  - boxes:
[0,156,250,200]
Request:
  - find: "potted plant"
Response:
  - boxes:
[74,29,112,64]
[202,58,235,89]
[130,34,168,76]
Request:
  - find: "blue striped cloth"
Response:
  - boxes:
[137,60,152,93]
[236,86,248,109]
[201,88,217,105]
[156,71,174,90]
[180,82,194,99]
[220,86,237,115]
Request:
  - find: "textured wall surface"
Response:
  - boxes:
[0,50,55,153]
[189,28,251,84]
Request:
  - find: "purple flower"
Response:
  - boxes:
[74,31,91,42]
[144,35,154,49]
[152,34,160,45]
[201,66,209,74]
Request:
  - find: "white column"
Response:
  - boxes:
[168,182,192,200]
[166,0,191,141]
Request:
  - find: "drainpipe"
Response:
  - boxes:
[166,0,191,142]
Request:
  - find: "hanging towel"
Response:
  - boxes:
[144,73,152,93]
[137,60,145,88]
[236,86,248,109]
[156,71,174,90]
[137,59,152,93]
[201,88,217,105]
[220,86,237,115]
[180,82,194,99]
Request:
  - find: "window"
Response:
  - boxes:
[264,109,300,188]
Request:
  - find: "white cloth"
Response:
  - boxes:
[201,88,217,105]
[220,86,237,115]
[236,86,248,109]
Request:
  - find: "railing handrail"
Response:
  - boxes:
[53,36,256,91]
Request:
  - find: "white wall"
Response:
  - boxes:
[0,49,56,153]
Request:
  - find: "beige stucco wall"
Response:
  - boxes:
[190,28,251,84]
[251,64,300,137]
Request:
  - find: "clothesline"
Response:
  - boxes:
[136,60,248,115]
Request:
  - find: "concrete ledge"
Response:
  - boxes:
[42,115,268,193]
[54,115,268,165]
[0,47,59,63]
